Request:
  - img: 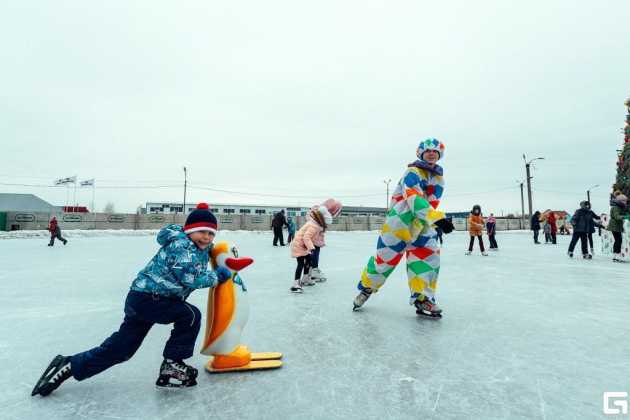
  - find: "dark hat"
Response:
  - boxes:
[184,203,218,234]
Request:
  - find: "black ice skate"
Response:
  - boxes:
[31,355,72,397]
[414,299,443,319]
[156,359,198,388]
[352,288,373,311]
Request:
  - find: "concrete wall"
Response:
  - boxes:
[3,211,530,232]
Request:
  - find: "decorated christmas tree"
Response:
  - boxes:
[614,97,630,197]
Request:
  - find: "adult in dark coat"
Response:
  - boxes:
[530,211,541,244]
[48,217,68,246]
[271,210,289,246]
[568,202,591,258]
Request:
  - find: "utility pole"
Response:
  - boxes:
[383,179,391,210]
[523,154,544,220]
[183,166,188,215]
[586,184,599,203]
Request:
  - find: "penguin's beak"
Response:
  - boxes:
[225,257,254,272]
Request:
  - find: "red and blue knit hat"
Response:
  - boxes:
[184,203,218,234]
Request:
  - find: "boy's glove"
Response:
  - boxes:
[215,266,233,284]
[435,218,454,234]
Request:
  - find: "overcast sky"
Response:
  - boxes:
[1,1,629,215]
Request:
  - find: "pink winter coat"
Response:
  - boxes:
[313,230,326,247]
[290,221,324,257]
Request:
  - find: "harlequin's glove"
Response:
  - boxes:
[435,218,454,234]
[215,266,233,284]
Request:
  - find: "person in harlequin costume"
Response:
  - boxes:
[352,138,454,318]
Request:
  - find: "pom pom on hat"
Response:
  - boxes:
[184,202,218,234]
[321,198,342,218]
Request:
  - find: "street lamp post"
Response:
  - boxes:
[586,184,599,203]
[523,154,545,220]
[383,179,391,210]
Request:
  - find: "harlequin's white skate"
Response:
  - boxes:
[352,288,373,311]
[414,299,443,319]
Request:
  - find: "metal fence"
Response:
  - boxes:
[2,211,531,232]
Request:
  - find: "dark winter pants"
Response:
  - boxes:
[488,234,498,249]
[468,235,485,252]
[287,232,295,243]
[294,255,311,280]
[70,291,201,381]
[587,233,594,250]
[310,246,321,268]
[612,232,623,254]
[48,232,67,246]
[273,227,285,246]
[568,232,588,255]
[533,229,540,243]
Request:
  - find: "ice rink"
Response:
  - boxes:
[1,230,628,420]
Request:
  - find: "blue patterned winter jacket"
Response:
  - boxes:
[130,224,219,300]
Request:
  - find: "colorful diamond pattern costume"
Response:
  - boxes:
[358,139,446,304]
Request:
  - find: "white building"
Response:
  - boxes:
[143,202,310,217]
[144,202,387,217]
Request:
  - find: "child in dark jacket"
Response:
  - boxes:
[32,203,232,396]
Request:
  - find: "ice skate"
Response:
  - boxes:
[583,254,592,260]
[465,251,472,255]
[310,267,327,283]
[289,278,303,293]
[31,355,72,397]
[301,272,315,286]
[414,299,442,319]
[352,288,373,311]
[568,252,574,258]
[155,359,198,388]
[482,251,489,256]
[613,254,627,263]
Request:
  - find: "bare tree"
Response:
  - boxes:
[103,202,115,213]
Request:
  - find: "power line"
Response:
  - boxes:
[187,184,383,199]
[446,185,520,197]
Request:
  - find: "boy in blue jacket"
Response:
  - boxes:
[32,203,232,395]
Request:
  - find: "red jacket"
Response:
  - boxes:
[48,218,58,233]
[546,212,557,234]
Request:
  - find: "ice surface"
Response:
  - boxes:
[1,230,628,420]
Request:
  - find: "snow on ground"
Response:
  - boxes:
[0,230,628,420]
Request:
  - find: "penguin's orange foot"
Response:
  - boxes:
[211,345,252,369]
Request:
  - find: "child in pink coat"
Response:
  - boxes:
[309,199,342,283]
[289,205,333,293]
